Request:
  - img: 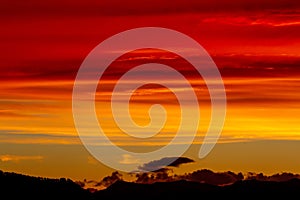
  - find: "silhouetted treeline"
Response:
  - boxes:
[95,179,300,199]
[1,170,300,199]
[0,170,89,200]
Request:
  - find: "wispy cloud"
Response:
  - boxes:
[0,130,82,145]
[119,154,140,164]
[0,154,43,162]
[201,11,300,27]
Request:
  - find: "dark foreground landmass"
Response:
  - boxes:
[1,170,299,199]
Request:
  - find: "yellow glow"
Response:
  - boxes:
[0,76,299,145]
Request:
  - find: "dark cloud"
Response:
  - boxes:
[181,169,244,186]
[94,171,123,188]
[168,157,195,167]
[2,53,300,81]
[83,169,300,190]
[216,55,300,78]
[135,169,174,184]
[150,167,173,173]
[246,172,300,182]
[132,170,300,186]
[138,157,195,172]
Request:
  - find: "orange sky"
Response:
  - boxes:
[0,0,300,180]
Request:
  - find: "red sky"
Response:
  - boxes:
[1,0,300,81]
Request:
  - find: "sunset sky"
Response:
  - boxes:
[0,0,300,181]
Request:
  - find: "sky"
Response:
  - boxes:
[0,0,300,181]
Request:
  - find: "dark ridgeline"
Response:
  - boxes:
[1,170,300,199]
[0,170,89,200]
[95,179,300,199]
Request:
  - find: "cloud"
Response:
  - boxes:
[201,13,300,28]
[246,172,300,182]
[132,169,300,186]
[93,172,123,190]
[0,130,80,145]
[119,154,140,164]
[168,157,195,167]
[80,169,300,191]
[132,168,243,186]
[0,154,43,162]
[181,169,244,185]
[138,157,195,171]
[94,157,195,186]
[77,171,124,191]
[134,168,174,184]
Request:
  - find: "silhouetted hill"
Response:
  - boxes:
[1,170,300,199]
[0,170,89,200]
